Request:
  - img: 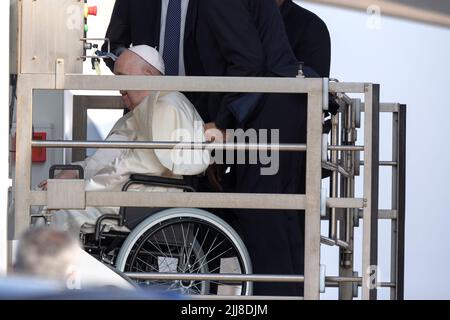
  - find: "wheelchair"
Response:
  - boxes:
[78,173,253,296]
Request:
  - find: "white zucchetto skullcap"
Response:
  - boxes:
[128,45,165,75]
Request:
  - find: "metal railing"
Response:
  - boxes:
[11,67,405,300]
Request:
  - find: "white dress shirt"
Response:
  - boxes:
[159,0,190,76]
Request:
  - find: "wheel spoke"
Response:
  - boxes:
[141,241,173,272]
[149,235,174,271]
[190,234,220,274]
[192,247,233,274]
[135,256,160,273]
[184,226,200,273]
[161,229,173,259]
[180,223,191,269]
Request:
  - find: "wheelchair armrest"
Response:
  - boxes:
[49,164,84,179]
[123,174,196,192]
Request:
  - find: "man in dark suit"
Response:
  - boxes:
[277,0,334,181]
[103,0,308,296]
[277,0,331,77]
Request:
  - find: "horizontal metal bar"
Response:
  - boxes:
[320,236,351,249]
[20,74,369,96]
[32,140,307,152]
[380,161,398,166]
[87,192,307,210]
[379,210,398,220]
[380,103,400,113]
[126,272,362,286]
[358,209,398,220]
[326,276,362,283]
[360,161,397,167]
[31,195,363,213]
[33,140,365,153]
[64,75,324,93]
[361,103,400,113]
[30,191,307,211]
[80,56,108,60]
[125,273,305,283]
[327,198,365,209]
[32,194,362,211]
[380,282,396,288]
[326,282,395,289]
[329,82,366,93]
[325,282,340,288]
[328,145,364,152]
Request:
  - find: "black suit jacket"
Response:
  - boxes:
[280,0,331,77]
[188,0,299,128]
[102,0,198,73]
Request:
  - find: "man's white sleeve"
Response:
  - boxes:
[73,133,129,180]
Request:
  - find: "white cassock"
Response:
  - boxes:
[51,91,210,237]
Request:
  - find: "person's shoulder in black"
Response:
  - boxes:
[280,0,331,77]
[195,0,299,128]
[102,0,162,72]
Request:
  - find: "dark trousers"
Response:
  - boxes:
[223,93,308,296]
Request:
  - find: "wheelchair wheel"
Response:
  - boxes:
[115,208,253,296]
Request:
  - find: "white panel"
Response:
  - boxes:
[0,0,11,275]
[20,0,84,74]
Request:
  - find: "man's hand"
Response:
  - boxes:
[204,122,228,143]
[38,170,79,191]
[207,164,224,192]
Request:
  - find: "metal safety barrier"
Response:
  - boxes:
[11,70,405,300]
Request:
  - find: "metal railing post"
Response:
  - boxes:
[13,77,33,240]
[304,79,325,300]
[390,104,406,300]
[0,0,10,274]
[361,84,380,300]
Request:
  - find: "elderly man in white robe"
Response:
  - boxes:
[39,45,210,238]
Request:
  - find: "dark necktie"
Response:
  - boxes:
[163,0,182,75]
